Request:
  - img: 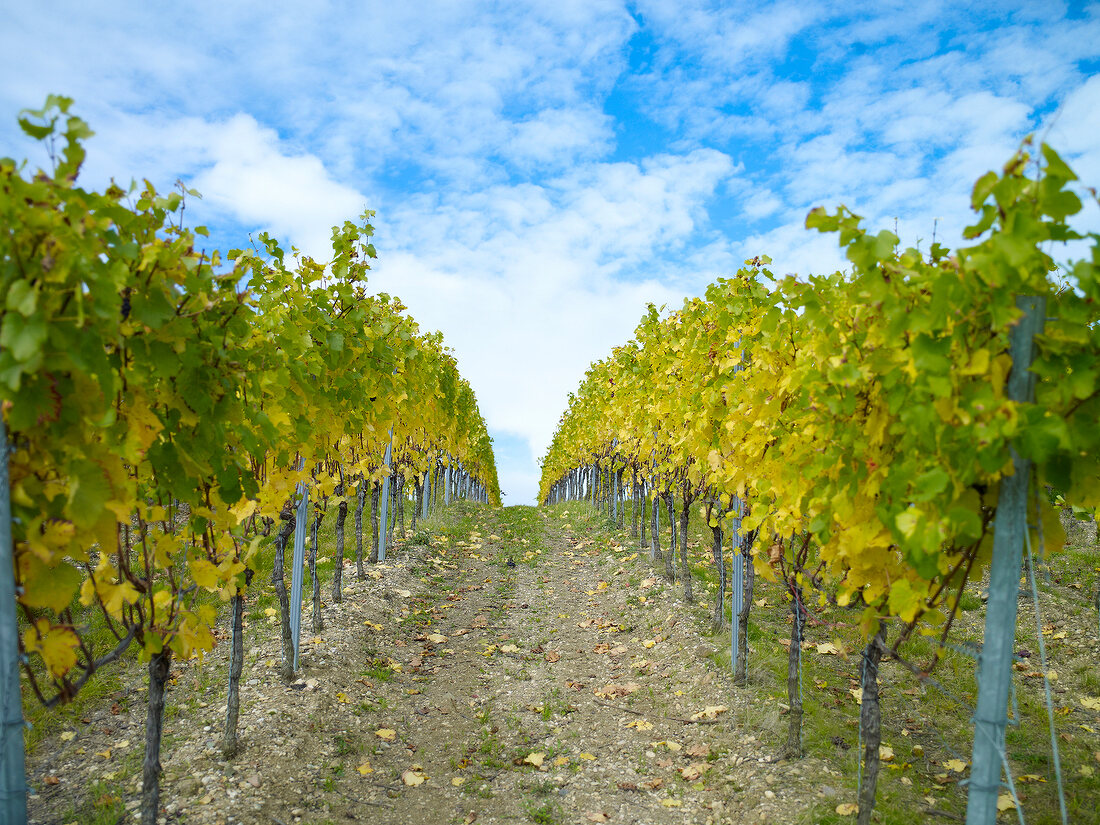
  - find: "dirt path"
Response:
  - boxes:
[27,504,836,825]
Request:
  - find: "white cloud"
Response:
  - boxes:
[3,1,1100,505]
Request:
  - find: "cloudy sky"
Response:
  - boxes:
[3,2,1099,503]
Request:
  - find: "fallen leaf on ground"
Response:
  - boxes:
[680,763,707,781]
[452,777,466,786]
[585,813,609,822]
[375,728,396,741]
[684,744,710,758]
[553,756,569,766]
[595,682,640,699]
[426,633,447,644]
[356,761,373,776]
[689,705,728,720]
[661,799,682,808]
[626,718,653,730]
[816,642,840,655]
[836,802,858,815]
[523,752,545,767]
[943,759,967,772]
[402,769,426,786]
[577,752,596,760]
[545,650,560,662]
[59,731,76,742]
[997,794,1017,812]
[879,745,894,761]
[640,777,663,789]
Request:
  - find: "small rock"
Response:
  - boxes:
[820,785,837,797]
[764,790,775,799]
[246,774,261,788]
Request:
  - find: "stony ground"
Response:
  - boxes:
[26,504,840,825]
[23,503,1100,825]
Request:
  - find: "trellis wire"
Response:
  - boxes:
[1024,503,1068,824]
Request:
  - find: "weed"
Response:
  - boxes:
[523,798,563,825]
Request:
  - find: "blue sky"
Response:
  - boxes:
[3,1,1099,503]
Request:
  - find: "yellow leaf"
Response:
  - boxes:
[96,749,112,760]
[523,752,545,767]
[375,728,396,741]
[849,688,863,705]
[426,633,447,644]
[451,776,465,786]
[879,746,894,762]
[816,642,840,655]
[335,692,349,704]
[229,498,258,525]
[944,759,968,772]
[660,799,681,808]
[553,756,569,766]
[1080,696,1100,711]
[835,802,859,815]
[402,769,426,786]
[626,719,653,731]
[690,705,728,720]
[356,761,373,776]
[577,752,596,760]
[997,794,1017,812]
[23,620,79,678]
[643,639,656,649]
[60,731,76,742]
[189,558,221,591]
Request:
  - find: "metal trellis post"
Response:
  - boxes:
[1,416,28,822]
[290,482,309,673]
[379,429,394,563]
[966,296,1045,825]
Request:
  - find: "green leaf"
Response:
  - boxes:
[0,312,48,361]
[67,460,112,528]
[970,171,999,210]
[1040,144,1078,183]
[6,280,38,316]
[19,555,83,612]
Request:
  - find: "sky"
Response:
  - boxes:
[3,2,1099,504]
